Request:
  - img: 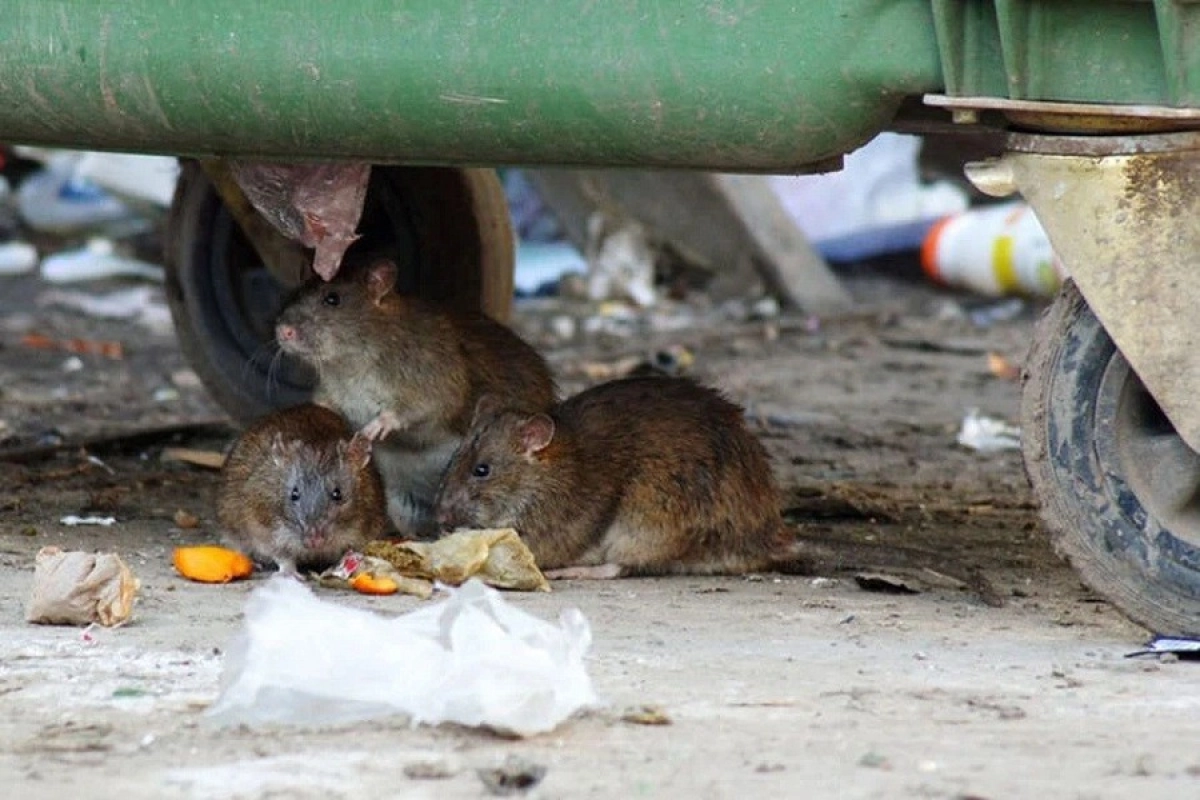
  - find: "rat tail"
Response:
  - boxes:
[769,532,1004,608]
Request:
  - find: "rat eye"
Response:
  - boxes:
[289,486,301,502]
[471,463,491,478]
[322,291,340,307]
[330,487,343,503]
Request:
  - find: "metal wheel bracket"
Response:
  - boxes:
[967,131,1200,453]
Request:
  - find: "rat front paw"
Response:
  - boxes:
[360,410,403,441]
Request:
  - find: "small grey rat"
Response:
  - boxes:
[217,403,386,574]
[434,376,1000,604]
[274,257,556,537]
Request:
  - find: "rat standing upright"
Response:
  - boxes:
[275,258,556,536]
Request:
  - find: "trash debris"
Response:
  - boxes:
[230,161,370,281]
[620,705,672,726]
[854,573,922,596]
[1126,636,1200,660]
[16,153,147,235]
[922,201,1065,299]
[21,332,124,359]
[61,356,84,373]
[60,515,116,527]
[326,529,551,595]
[0,240,38,275]
[770,133,969,262]
[966,298,1026,328]
[160,447,227,470]
[173,546,254,584]
[206,578,599,736]
[585,214,657,307]
[39,286,173,335]
[987,352,1022,381]
[956,409,1021,452]
[515,241,587,297]
[173,509,201,530]
[40,238,164,284]
[72,151,180,209]
[477,755,547,796]
[26,546,139,627]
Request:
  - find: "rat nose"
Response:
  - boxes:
[435,507,457,530]
[276,323,297,343]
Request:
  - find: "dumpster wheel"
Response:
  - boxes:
[164,162,514,425]
[1023,279,1200,635]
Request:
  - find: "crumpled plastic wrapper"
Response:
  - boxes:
[206,577,598,736]
[322,528,550,596]
[26,546,139,626]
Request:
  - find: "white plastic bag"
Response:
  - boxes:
[207,578,598,736]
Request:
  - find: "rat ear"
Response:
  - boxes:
[269,432,288,466]
[470,394,503,428]
[366,259,398,306]
[518,414,555,455]
[343,432,374,470]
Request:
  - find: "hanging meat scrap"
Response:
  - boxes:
[230,161,371,281]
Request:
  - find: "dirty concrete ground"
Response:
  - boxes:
[0,263,1194,800]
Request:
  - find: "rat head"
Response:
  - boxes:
[434,396,557,531]
[274,259,400,365]
[268,432,377,562]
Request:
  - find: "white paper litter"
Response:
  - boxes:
[206,578,599,736]
[60,515,117,527]
[956,409,1021,452]
[40,238,164,284]
[39,286,174,334]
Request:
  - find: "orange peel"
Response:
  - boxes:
[173,545,254,583]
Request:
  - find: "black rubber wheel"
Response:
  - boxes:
[164,163,514,425]
[1023,279,1200,635]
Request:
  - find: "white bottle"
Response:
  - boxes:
[921,201,1067,298]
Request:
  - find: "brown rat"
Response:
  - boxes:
[274,258,556,537]
[217,403,387,574]
[434,376,1001,604]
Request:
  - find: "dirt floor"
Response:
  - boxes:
[1,261,1194,800]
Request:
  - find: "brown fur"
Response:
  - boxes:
[275,259,556,534]
[435,376,793,574]
[218,403,387,572]
[434,376,1003,604]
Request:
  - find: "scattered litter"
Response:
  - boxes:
[0,240,38,275]
[967,298,1026,328]
[956,409,1021,452]
[207,578,599,736]
[477,755,548,796]
[153,387,179,403]
[26,546,139,627]
[173,545,254,584]
[620,705,672,726]
[40,238,164,284]
[60,515,116,527]
[85,455,115,475]
[987,351,1022,381]
[770,132,968,262]
[323,529,551,595]
[922,201,1065,299]
[39,286,173,334]
[73,151,180,208]
[231,161,370,281]
[515,241,586,296]
[173,509,201,530]
[61,356,84,373]
[21,332,123,359]
[16,154,147,235]
[170,369,203,389]
[854,573,922,596]
[161,447,227,470]
[585,214,657,307]
[1126,636,1200,660]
